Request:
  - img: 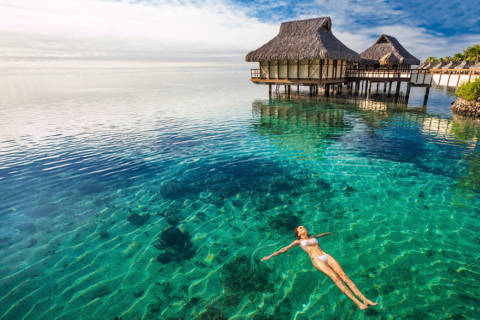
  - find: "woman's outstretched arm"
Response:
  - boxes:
[314,232,332,238]
[261,241,299,261]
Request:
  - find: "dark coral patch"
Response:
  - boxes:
[127,213,150,226]
[221,255,275,293]
[154,227,196,263]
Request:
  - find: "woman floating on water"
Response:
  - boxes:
[261,225,378,310]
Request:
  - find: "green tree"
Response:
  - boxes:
[453,52,464,61]
[456,77,480,101]
[424,56,438,63]
[463,44,480,61]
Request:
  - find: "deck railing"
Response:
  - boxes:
[411,68,480,87]
[345,68,412,79]
[251,69,260,79]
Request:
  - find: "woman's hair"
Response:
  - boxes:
[294,226,305,240]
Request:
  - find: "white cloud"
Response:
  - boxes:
[0,0,277,62]
[0,0,477,63]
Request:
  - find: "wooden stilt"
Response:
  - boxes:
[394,81,401,99]
[405,82,411,102]
[423,86,430,107]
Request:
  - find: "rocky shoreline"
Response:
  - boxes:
[451,97,480,117]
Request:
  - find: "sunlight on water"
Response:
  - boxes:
[0,65,479,319]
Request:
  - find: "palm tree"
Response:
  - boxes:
[424,56,438,63]
[453,52,464,61]
[463,45,480,62]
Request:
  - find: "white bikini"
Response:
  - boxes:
[300,237,329,262]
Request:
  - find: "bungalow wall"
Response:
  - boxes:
[288,60,298,78]
[269,61,278,79]
[279,60,288,78]
[258,59,348,80]
[260,61,268,79]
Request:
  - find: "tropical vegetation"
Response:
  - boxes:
[456,77,480,101]
[424,44,480,63]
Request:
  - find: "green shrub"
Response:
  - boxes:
[456,77,480,101]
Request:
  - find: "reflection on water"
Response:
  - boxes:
[1,67,480,319]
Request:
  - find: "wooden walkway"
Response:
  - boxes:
[411,68,480,88]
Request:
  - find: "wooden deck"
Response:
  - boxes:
[345,69,411,82]
[250,67,412,84]
[250,68,345,85]
[250,78,345,85]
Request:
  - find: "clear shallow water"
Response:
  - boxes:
[1,65,480,319]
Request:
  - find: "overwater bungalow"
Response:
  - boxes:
[360,34,420,69]
[246,17,360,93]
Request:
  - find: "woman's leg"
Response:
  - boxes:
[312,259,367,310]
[326,255,377,306]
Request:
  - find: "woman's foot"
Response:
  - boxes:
[364,299,378,306]
[358,303,368,310]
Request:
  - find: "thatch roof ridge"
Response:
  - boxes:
[418,62,433,69]
[360,34,420,65]
[442,61,461,69]
[245,17,360,62]
[455,61,472,69]
[379,52,400,65]
[470,62,480,70]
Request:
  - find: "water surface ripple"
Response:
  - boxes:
[0,68,479,319]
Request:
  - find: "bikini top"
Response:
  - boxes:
[300,237,318,247]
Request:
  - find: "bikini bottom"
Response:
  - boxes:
[314,254,329,262]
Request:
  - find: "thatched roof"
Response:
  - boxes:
[416,60,478,70]
[360,34,420,65]
[455,61,468,69]
[417,62,426,69]
[245,17,360,62]
[379,52,400,65]
[418,62,433,70]
[431,61,447,69]
[442,61,461,69]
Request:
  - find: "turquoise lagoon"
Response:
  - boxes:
[0,65,479,319]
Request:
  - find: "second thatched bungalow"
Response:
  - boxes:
[246,17,360,94]
[360,34,420,69]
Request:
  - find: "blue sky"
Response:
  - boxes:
[0,0,478,64]
[237,0,479,37]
